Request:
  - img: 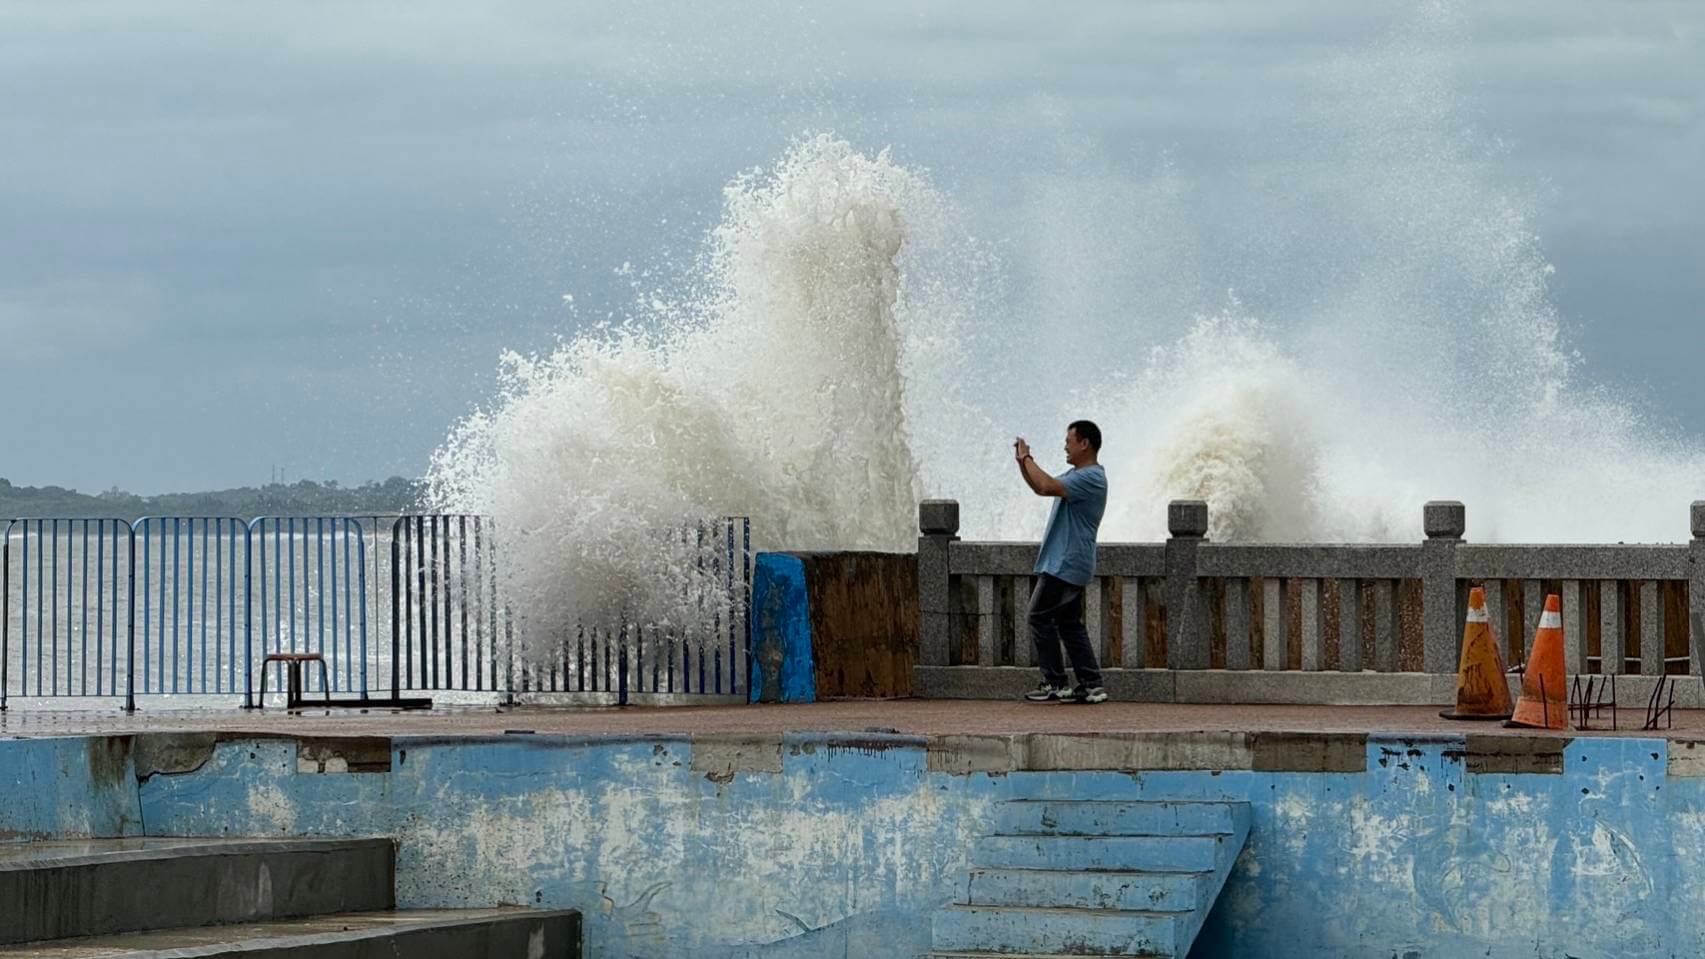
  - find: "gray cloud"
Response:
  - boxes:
[1,0,1699,492]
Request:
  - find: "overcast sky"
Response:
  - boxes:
[2,1,1700,494]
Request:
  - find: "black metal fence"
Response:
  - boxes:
[2,514,751,711]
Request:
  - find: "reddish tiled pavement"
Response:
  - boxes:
[2,700,1700,740]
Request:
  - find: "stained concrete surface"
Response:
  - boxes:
[3,699,1703,741]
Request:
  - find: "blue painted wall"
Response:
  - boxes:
[7,731,1705,957]
[749,552,817,703]
[0,736,139,839]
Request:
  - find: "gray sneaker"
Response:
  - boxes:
[1068,685,1108,705]
[1024,683,1067,703]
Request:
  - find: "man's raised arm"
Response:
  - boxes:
[1014,437,1066,497]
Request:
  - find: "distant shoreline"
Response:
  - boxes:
[0,477,424,521]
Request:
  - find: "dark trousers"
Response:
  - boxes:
[1029,574,1103,689]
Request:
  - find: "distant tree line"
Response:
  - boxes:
[0,476,427,521]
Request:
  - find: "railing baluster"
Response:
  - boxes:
[1262,578,1285,672]
[95,522,105,696]
[1084,578,1105,668]
[355,520,368,699]
[200,520,209,693]
[1224,578,1251,671]
[459,516,469,691]
[329,519,339,692]
[1640,580,1662,676]
[22,521,30,697]
[975,575,1000,667]
[139,521,149,694]
[1601,580,1623,675]
[51,520,58,695]
[1012,576,1033,668]
[1120,577,1145,669]
[214,521,223,693]
[416,516,428,689]
[81,521,89,695]
[1373,580,1398,673]
[315,517,325,690]
[1562,579,1586,675]
[1299,578,1321,671]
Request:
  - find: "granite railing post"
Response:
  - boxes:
[1421,501,1465,674]
[1690,502,1705,676]
[1165,500,1209,669]
[918,500,961,667]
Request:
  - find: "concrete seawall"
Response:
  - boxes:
[6,727,1704,957]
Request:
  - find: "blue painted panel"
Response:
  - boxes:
[749,552,816,703]
[0,737,139,838]
[37,730,1698,958]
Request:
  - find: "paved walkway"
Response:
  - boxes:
[2,700,1699,740]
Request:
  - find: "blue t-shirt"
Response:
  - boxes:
[1033,464,1107,586]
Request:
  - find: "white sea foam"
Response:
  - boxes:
[427,136,941,642]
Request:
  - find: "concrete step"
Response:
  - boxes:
[0,908,581,958]
[992,800,1240,837]
[932,904,1184,957]
[0,837,395,945]
[965,867,1210,913]
[972,834,1227,873]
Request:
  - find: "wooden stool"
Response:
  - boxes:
[259,652,330,710]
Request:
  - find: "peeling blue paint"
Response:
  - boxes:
[6,733,1705,957]
[0,736,139,839]
[749,552,815,703]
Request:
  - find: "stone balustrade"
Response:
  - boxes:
[914,499,1705,705]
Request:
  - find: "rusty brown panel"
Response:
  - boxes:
[1286,577,1300,670]
[1667,581,1690,675]
[1106,577,1125,666]
[1207,578,1227,670]
[1499,580,1520,664]
[1146,579,1167,668]
[950,575,976,667]
[803,552,919,696]
[1360,579,1376,670]
[1623,580,1638,674]
[1398,579,1424,672]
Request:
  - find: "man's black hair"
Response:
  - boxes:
[1068,419,1102,451]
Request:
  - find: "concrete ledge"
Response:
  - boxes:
[1181,671,1446,706]
[927,735,1028,774]
[915,666,1448,705]
[1668,739,1705,777]
[1025,732,1254,771]
[1250,732,1368,772]
[914,666,1705,710]
[689,735,784,783]
[1450,735,1571,775]
[913,666,1178,702]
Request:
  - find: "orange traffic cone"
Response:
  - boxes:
[1439,586,1514,721]
[1505,594,1568,730]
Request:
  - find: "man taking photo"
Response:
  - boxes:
[1014,420,1108,704]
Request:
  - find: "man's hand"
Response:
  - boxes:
[1013,437,1065,497]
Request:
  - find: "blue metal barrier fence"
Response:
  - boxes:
[3,514,751,711]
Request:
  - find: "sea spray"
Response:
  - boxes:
[427,136,939,652]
